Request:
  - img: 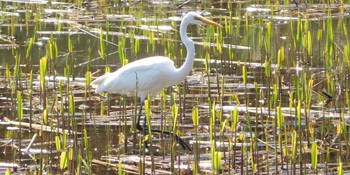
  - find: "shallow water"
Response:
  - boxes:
[0,0,350,174]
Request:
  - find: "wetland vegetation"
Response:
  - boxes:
[0,0,350,174]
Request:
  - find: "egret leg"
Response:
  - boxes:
[136,101,144,131]
[136,100,191,151]
[293,0,307,7]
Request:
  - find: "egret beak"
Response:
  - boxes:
[196,16,223,28]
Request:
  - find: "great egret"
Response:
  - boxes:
[91,12,223,151]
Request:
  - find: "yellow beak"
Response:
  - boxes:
[196,16,223,28]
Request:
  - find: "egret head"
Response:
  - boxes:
[185,12,223,28]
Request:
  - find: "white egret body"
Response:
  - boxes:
[91,12,223,150]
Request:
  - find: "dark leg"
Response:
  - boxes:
[293,0,299,7]
[303,0,307,7]
[136,100,144,131]
[136,100,191,151]
[293,0,307,7]
[150,129,191,151]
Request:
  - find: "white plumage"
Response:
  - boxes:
[91,12,222,150]
[91,56,179,100]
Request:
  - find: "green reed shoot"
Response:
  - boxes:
[5,64,11,80]
[134,38,140,55]
[290,21,296,49]
[307,31,312,55]
[291,130,297,162]
[277,46,284,68]
[10,16,15,37]
[297,101,301,128]
[344,42,349,66]
[77,152,82,175]
[144,97,155,170]
[338,157,344,175]
[28,70,33,128]
[105,19,109,42]
[296,14,302,48]
[100,101,105,116]
[341,113,348,143]
[209,100,214,143]
[231,106,239,131]
[98,0,106,6]
[304,32,311,59]
[272,84,278,106]
[5,169,11,175]
[211,147,222,173]
[289,92,294,108]
[69,94,76,138]
[311,142,318,170]
[68,35,73,53]
[13,54,20,85]
[265,21,272,53]
[85,71,91,94]
[60,151,68,169]
[170,93,177,171]
[17,91,23,121]
[83,129,91,174]
[39,57,47,91]
[69,95,75,118]
[63,132,67,150]
[326,12,334,68]
[346,90,350,113]
[192,107,199,126]
[118,161,124,175]
[192,107,199,175]
[98,27,105,59]
[306,75,314,122]
[172,102,179,134]
[55,135,61,151]
[151,32,156,52]
[216,33,223,55]
[242,63,247,85]
[326,73,334,94]
[226,12,233,35]
[59,80,65,116]
[144,99,152,135]
[48,34,58,61]
[160,89,166,135]
[26,38,34,59]
[277,106,284,129]
[118,37,127,66]
[265,58,271,78]
[244,12,249,32]
[250,140,257,173]
[43,108,48,125]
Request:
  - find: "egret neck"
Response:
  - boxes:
[174,16,195,84]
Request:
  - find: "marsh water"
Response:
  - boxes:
[0,0,350,174]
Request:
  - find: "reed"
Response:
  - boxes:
[118,37,127,66]
[99,27,106,59]
[144,98,155,172]
[338,157,344,175]
[192,106,199,174]
[5,169,11,175]
[311,142,318,170]
[60,151,68,169]
[83,129,91,174]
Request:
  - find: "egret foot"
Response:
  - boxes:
[136,124,191,151]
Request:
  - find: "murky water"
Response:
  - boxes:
[0,0,350,174]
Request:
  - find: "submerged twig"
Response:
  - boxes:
[3,117,81,135]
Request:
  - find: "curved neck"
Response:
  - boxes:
[174,18,195,83]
